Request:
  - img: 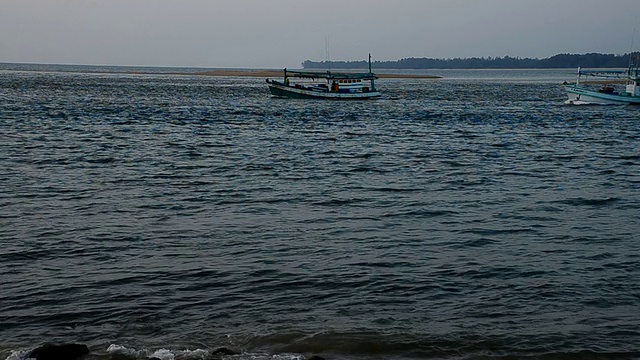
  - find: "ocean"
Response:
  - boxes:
[1,64,639,360]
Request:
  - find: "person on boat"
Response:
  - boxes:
[285,77,290,86]
[331,81,338,92]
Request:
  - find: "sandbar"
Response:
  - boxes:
[192,69,440,79]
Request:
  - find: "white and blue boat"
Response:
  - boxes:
[564,56,640,105]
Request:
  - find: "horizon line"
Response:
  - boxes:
[1,51,636,70]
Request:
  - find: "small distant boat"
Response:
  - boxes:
[266,54,381,99]
[564,54,640,105]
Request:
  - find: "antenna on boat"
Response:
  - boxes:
[629,27,637,69]
[325,35,331,71]
[368,53,372,74]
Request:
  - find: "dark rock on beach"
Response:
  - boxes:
[27,343,89,360]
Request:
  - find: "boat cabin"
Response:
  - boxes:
[626,79,640,96]
[574,64,640,97]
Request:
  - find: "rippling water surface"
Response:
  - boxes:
[1,65,639,360]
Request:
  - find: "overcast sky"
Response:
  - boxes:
[1,0,638,68]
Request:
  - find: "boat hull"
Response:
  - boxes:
[564,84,640,105]
[268,82,381,100]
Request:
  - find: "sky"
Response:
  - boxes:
[1,0,639,68]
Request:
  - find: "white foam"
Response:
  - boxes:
[4,350,30,360]
[178,349,210,359]
[149,348,174,360]
[267,354,305,360]
[106,344,210,360]
[565,100,593,105]
[106,344,147,358]
[564,99,618,105]
[237,353,302,360]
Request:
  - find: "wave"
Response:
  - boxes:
[5,336,640,360]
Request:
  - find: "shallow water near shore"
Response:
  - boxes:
[1,65,639,360]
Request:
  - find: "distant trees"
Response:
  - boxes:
[302,53,636,69]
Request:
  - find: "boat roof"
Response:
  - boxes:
[579,69,626,76]
[578,68,639,80]
[285,69,378,80]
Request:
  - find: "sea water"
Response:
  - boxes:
[1,64,639,359]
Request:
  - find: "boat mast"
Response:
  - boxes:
[325,36,331,72]
[369,53,376,91]
[627,28,639,95]
[629,27,636,71]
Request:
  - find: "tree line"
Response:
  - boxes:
[302,53,638,69]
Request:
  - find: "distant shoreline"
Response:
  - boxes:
[190,69,440,79]
[303,52,636,70]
